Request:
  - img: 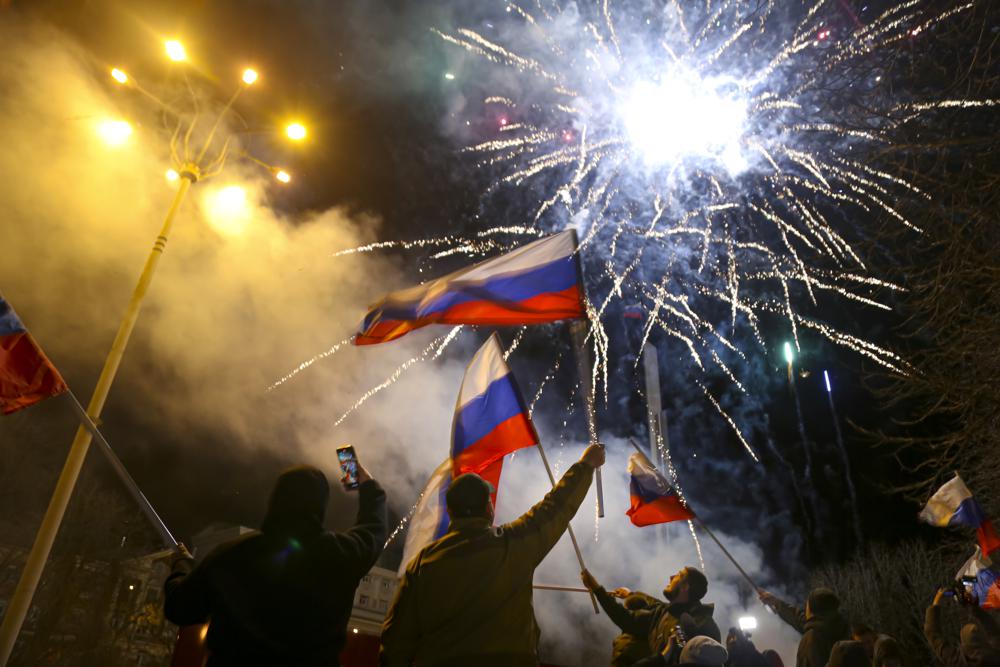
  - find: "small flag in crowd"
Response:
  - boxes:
[0,296,67,415]
[626,451,694,527]
[919,474,1000,557]
[399,333,536,574]
[956,546,1000,610]
[354,230,585,345]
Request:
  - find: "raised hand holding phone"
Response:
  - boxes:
[336,445,371,491]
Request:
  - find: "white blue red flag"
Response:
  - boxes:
[398,334,536,574]
[354,230,585,345]
[919,474,1000,557]
[0,296,67,415]
[450,333,538,477]
[956,546,1000,610]
[626,451,694,527]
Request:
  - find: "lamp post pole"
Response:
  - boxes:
[0,170,195,665]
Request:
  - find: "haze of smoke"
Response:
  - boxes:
[0,16,474,513]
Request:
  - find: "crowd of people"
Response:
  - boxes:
[161,446,1000,666]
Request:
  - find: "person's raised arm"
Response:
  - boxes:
[163,543,211,626]
[332,458,388,577]
[758,590,805,634]
[924,588,962,666]
[504,443,604,564]
[581,569,655,637]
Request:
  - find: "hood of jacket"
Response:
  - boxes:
[261,466,329,538]
[804,608,849,641]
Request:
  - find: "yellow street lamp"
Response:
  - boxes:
[111,68,128,84]
[96,119,133,147]
[285,122,306,141]
[165,168,179,182]
[242,68,259,85]
[275,169,291,183]
[165,39,187,62]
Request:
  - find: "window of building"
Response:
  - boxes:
[359,594,369,607]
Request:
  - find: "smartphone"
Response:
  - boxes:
[337,445,359,490]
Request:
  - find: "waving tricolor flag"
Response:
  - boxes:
[354,230,585,345]
[919,474,1000,557]
[1,296,67,415]
[956,546,1000,610]
[626,451,694,527]
[398,334,537,573]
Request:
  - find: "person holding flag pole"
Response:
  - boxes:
[0,295,180,663]
[354,228,605,517]
[381,333,605,666]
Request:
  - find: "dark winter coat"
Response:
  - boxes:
[824,640,868,667]
[164,469,387,666]
[924,604,1000,667]
[770,597,849,667]
[379,461,594,667]
[611,592,662,666]
[727,637,771,667]
[593,586,722,656]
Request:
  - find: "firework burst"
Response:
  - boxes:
[279,0,994,460]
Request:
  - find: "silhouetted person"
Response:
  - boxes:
[824,641,867,667]
[610,590,662,666]
[758,588,848,667]
[848,623,878,661]
[925,587,1000,667]
[581,565,721,665]
[164,460,387,666]
[872,635,903,667]
[726,627,770,667]
[380,443,605,666]
[761,649,785,667]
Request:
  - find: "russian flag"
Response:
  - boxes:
[626,451,694,527]
[956,546,1000,610]
[919,475,1000,557]
[0,296,68,415]
[355,230,585,345]
[451,333,538,477]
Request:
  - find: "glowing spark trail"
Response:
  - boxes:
[312,0,988,467]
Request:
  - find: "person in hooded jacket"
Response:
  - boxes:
[379,443,605,667]
[924,587,1000,667]
[581,565,721,665]
[757,588,849,667]
[163,461,387,666]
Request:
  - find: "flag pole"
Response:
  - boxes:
[533,583,591,593]
[64,392,177,547]
[623,438,759,592]
[534,441,600,614]
[568,229,604,518]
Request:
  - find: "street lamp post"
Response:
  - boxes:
[0,45,301,665]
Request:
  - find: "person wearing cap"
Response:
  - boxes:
[163,459,387,666]
[677,635,729,666]
[380,443,606,666]
[757,588,849,667]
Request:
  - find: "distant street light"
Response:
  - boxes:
[165,168,179,182]
[286,122,307,141]
[242,68,259,85]
[738,616,757,634]
[96,118,133,147]
[111,68,128,84]
[165,39,187,62]
[275,169,291,183]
